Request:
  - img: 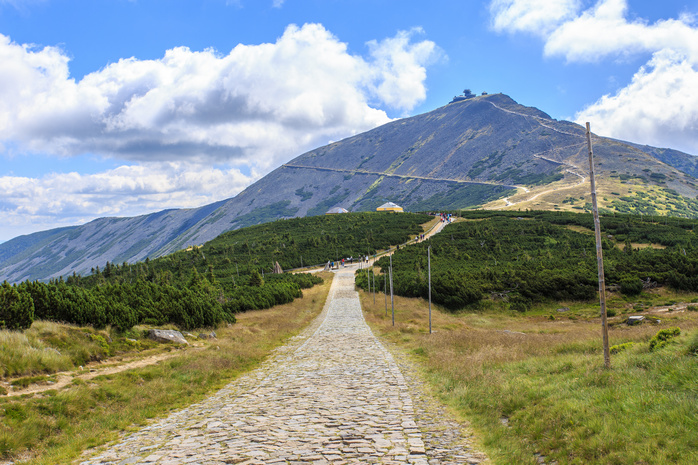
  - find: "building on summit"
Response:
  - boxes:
[326,207,349,214]
[376,202,403,212]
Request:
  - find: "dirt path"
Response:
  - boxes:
[1,351,186,398]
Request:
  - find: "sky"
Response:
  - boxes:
[1,0,697,243]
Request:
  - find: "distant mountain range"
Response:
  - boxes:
[3,93,698,283]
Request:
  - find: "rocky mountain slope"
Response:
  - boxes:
[2,93,697,282]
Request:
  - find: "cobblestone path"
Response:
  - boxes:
[80,269,488,465]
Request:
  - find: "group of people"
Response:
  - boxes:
[326,255,370,270]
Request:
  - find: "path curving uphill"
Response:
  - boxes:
[79,269,487,465]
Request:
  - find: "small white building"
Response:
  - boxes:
[326,207,349,214]
[376,202,404,212]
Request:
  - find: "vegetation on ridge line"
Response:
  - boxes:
[2,212,430,332]
[357,210,698,311]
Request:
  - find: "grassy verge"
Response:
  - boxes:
[0,272,333,464]
[360,289,698,464]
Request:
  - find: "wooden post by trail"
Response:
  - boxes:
[367,265,370,294]
[384,274,388,316]
[373,266,376,304]
[586,122,611,369]
[428,245,432,334]
[390,254,395,326]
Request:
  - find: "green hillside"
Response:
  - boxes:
[358,210,698,310]
[3,212,430,332]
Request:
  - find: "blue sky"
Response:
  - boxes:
[1,0,697,243]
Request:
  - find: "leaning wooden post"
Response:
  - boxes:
[390,254,395,326]
[384,274,388,316]
[373,267,376,304]
[367,265,370,294]
[428,245,432,334]
[586,122,611,369]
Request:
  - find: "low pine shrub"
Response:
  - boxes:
[610,342,635,354]
[649,327,681,352]
[0,281,35,330]
[619,277,643,296]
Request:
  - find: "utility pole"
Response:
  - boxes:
[384,275,388,316]
[390,254,395,326]
[587,122,611,369]
[373,268,376,304]
[428,245,432,334]
[367,264,370,294]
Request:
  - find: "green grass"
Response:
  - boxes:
[452,341,698,464]
[0,321,165,378]
[0,326,73,377]
[0,273,334,464]
[360,288,698,465]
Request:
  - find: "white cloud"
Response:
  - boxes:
[489,0,582,36]
[544,0,698,62]
[0,24,440,171]
[366,28,443,112]
[272,0,285,8]
[490,0,698,154]
[0,162,257,242]
[0,23,442,242]
[576,50,698,155]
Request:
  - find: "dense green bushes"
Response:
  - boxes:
[358,211,698,311]
[0,282,34,330]
[12,273,323,332]
[7,212,428,331]
[0,212,420,332]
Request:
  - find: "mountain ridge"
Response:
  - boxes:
[2,93,697,283]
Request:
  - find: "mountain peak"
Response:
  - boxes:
[2,94,697,282]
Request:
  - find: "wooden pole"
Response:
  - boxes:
[586,122,611,369]
[373,268,376,304]
[384,274,388,316]
[367,265,370,294]
[390,254,395,326]
[428,245,432,334]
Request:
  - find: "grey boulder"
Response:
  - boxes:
[148,329,188,344]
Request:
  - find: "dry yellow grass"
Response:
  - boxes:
[359,288,698,464]
[0,273,334,464]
